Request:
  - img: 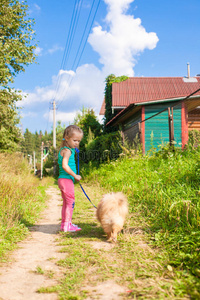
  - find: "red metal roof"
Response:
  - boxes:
[99,98,105,115]
[112,77,200,107]
[99,77,200,115]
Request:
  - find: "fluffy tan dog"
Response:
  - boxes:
[96,192,128,242]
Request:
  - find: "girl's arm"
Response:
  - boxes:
[62,149,81,182]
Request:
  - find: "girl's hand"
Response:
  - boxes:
[74,174,82,182]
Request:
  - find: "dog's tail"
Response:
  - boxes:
[116,192,128,218]
[116,192,128,206]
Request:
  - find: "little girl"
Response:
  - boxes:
[58,125,83,232]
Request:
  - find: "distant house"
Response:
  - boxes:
[100,76,200,154]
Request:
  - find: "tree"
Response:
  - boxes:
[74,108,102,142]
[104,74,128,133]
[0,0,37,151]
[33,131,42,158]
[55,121,66,150]
[23,128,34,155]
[0,89,22,150]
[0,0,36,86]
[73,108,102,154]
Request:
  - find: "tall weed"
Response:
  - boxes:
[0,153,47,261]
[84,145,200,291]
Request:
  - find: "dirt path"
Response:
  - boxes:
[0,187,64,300]
[0,185,189,300]
[0,186,127,300]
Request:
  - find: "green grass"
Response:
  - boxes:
[1,146,200,299]
[82,145,200,298]
[35,266,45,275]
[0,153,52,262]
[36,180,192,299]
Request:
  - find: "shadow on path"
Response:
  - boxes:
[29,224,60,234]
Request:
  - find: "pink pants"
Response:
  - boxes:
[58,178,75,224]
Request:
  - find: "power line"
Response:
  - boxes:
[49,0,101,146]
[71,0,99,71]
[52,0,83,103]
[56,0,101,109]
[61,0,83,70]
[140,86,200,124]
[49,0,85,142]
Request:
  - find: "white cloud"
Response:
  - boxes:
[34,46,43,56]
[28,3,41,15]
[105,0,133,14]
[34,45,63,57]
[20,86,55,107]
[48,44,64,54]
[61,64,104,108]
[88,0,159,76]
[58,70,76,77]
[45,110,77,124]
[34,3,41,12]
[21,111,37,118]
[21,63,104,114]
[21,0,159,132]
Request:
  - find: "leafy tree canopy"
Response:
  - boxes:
[0,0,36,87]
[75,107,102,139]
[0,0,37,151]
[0,89,22,151]
[104,74,128,133]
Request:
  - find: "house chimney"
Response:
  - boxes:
[187,62,190,78]
[183,63,197,82]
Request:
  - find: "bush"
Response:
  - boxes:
[188,130,200,149]
[80,131,122,165]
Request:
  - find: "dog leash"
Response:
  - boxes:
[75,148,97,209]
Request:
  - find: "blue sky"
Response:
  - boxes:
[15,0,200,133]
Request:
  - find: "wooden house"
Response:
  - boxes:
[100,76,200,154]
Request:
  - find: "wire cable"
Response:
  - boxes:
[61,0,83,70]
[52,0,83,103]
[71,0,98,71]
[56,0,101,110]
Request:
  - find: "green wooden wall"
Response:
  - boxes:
[123,110,141,143]
[145,102,182,153]
[123,110,141,130]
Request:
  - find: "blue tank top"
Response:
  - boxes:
[58,147,77,182]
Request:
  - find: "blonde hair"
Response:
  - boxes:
[61,125,83,147]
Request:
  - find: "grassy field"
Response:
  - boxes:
[37,181,193,299]
[37,184,176,299]
[82,145,200,298]
[1,146,199,299]
[0,153,51,262]
[36,146,200,299]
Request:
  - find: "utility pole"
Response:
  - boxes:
[33,151,36,175]
[52,100,57,176]
[168,107,174,147]
[27,154,32,168]
[53,100,56,149]
[41,142,44,180]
